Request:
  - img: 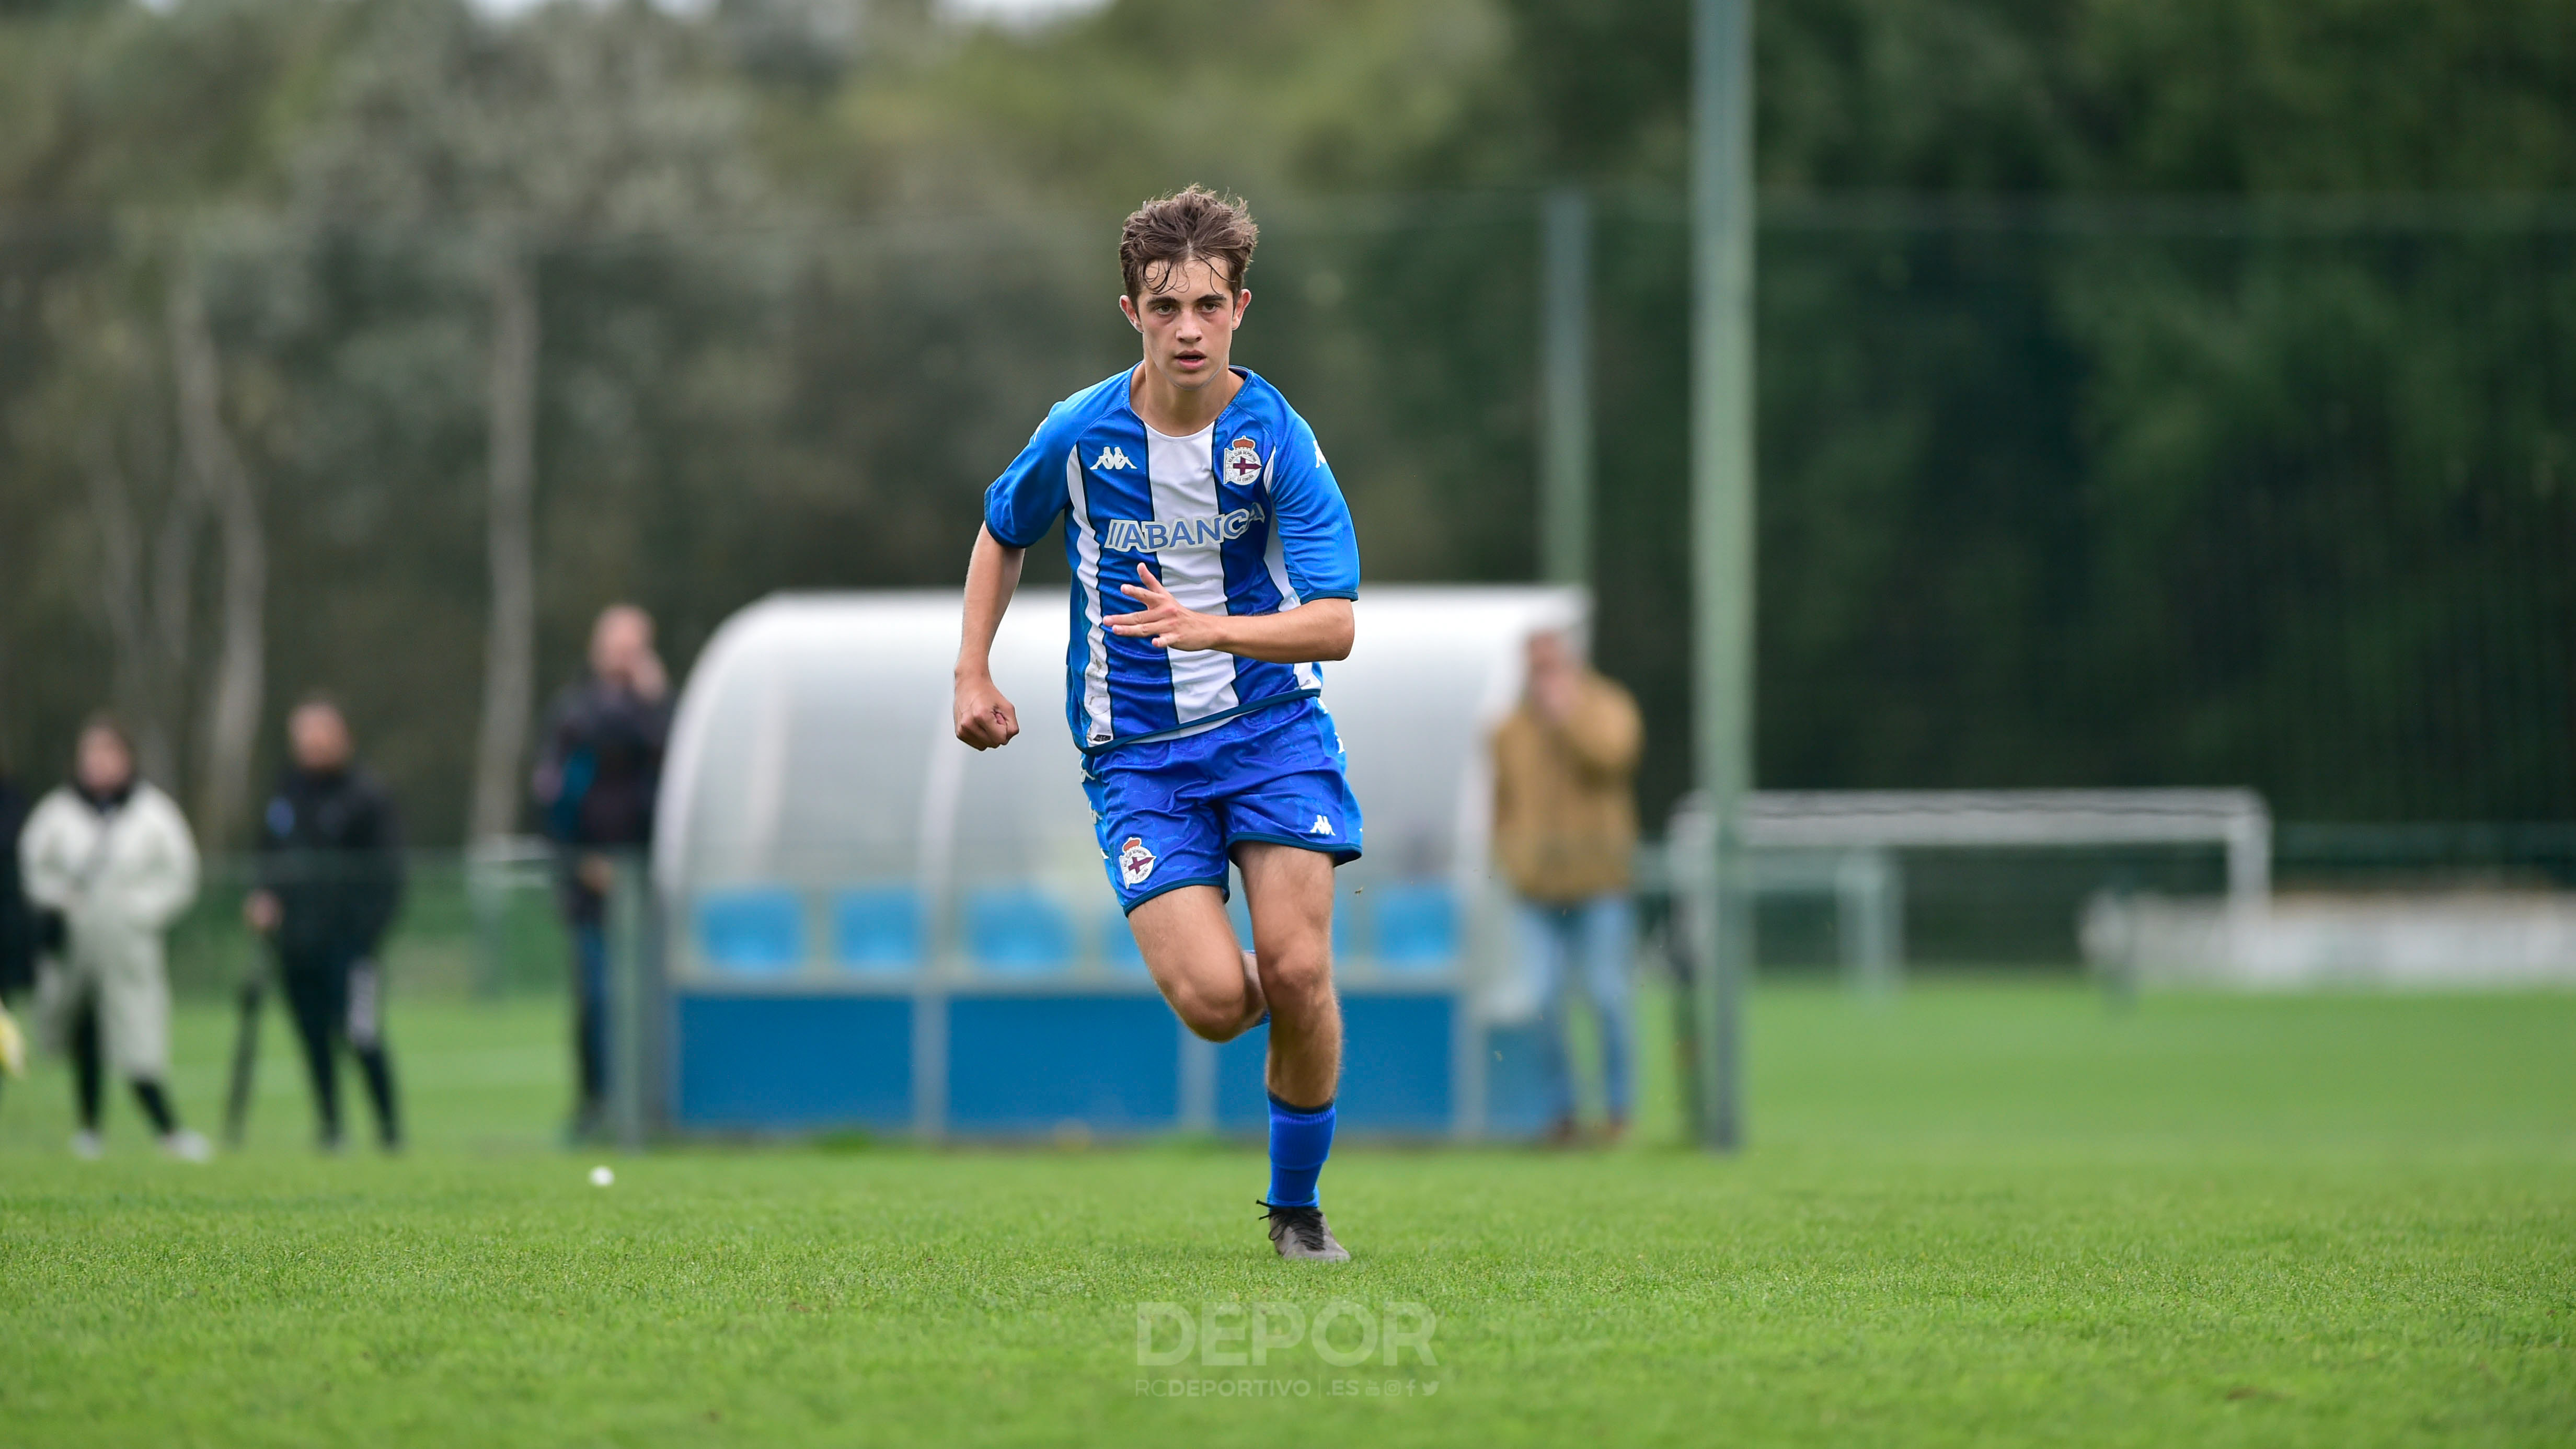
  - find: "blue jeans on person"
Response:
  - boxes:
[572,921,608,1118]
[1519,894,1635,1125]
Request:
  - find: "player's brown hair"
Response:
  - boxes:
[1119,186,1260,300]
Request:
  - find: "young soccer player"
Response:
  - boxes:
[953,187,1361,1261]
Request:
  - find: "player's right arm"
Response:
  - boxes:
[954,525,1024,750]
[956,408,1074,750]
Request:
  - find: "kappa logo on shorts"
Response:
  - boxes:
[1119,835,1157,887]
[1309,815,1332,836]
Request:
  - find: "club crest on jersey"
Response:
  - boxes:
[1223,436,1263,486]
[1118,836,1157,887]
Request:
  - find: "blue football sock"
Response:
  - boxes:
[1265,1091,1335,1208]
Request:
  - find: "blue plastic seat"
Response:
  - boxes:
[966,887,1075,974]
[832,887,923,973]
[1373,883,1457,971]
[696,889,806,975]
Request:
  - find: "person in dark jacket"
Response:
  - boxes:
[245,696,404,1152]
[530,604,670,1141]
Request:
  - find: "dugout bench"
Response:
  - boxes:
[606,872,1561,1144]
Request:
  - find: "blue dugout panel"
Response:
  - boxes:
[667,868,1542,1139]
[674,994,912,1130]
[945,995,1178,1131]
[1214,994,1457,1134]
[668,984,1540,1139]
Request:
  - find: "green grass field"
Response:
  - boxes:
[1,983,2569,1447]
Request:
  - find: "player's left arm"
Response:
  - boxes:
[1108,413,1359,663]
[1108,566,1352,662]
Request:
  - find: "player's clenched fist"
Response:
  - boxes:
[953,674,1020,750]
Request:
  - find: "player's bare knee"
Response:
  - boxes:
[1164,972,1256,1041]
[1257,945,1333,1008]
[1172,990,1243,1041]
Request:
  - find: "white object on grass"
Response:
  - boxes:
[590,1165,615,1187]
[2085,889,2576,988]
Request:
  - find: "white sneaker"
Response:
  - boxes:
[160,1129,213,1163]
[70,1130,104,1160]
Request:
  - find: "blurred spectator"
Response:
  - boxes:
[0,757,33,1085]
[532,604,670,1141]
[18,716,209,1160]
[1491,629,1644,1144]
[246,696,405,1153]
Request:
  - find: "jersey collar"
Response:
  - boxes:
[1120,365,1258,436]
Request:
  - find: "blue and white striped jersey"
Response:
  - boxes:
[983,367,1361,754]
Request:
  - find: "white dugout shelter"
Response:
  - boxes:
[647,585,1582,1138]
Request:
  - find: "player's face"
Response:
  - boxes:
[1120,255,1249,393]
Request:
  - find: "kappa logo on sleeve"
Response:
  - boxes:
[1119,836,1157,887]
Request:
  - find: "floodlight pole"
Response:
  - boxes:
[1690,0,1755,1152]
[1539,186,1593,589]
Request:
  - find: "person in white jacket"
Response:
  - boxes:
[19,716,211,1160]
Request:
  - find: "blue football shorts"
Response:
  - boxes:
[1083,696,1365,914]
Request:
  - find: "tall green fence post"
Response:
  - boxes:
[1540,185,1594,590]
[1692,0,1756,1152]
[604,852,663,1152]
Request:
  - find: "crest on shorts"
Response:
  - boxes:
[1223,436,1263,487]
[1118,835,1157,888]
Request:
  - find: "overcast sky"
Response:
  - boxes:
[939,0,1107,25]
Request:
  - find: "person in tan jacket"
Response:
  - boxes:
[1490,628,1643,1142]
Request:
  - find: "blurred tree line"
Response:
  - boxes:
[0,0,2569,846]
